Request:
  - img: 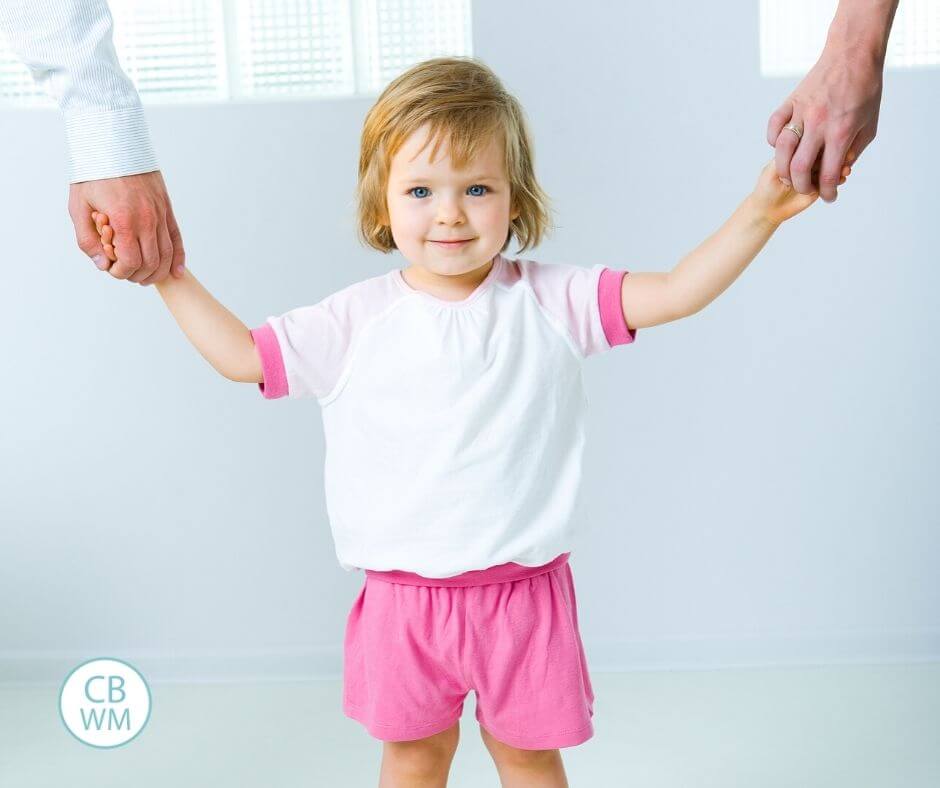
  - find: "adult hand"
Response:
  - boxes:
[766,44,884,203]
[68,170,185,285]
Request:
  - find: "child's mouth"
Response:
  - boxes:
[429,239,474,249]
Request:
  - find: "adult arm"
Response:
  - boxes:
[0,0,185,283]
[766,0,900,202]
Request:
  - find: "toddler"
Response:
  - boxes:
[92,56,848,788]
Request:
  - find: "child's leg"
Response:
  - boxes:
[480,723,569,788]
[379,720,460,788]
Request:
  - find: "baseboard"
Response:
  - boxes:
[2,629,938,687]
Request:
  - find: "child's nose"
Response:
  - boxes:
[436,207,465,224]
[435,198,465,223]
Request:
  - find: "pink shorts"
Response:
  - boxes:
[342,552,595,750]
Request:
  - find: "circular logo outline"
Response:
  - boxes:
[58,656,152,749]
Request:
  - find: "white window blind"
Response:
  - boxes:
[235,0,354,96]
[0,48,45,106]
[760,0,940,77]
[355,0,473,93]
[112,0,226,100]
[0,0,472,106]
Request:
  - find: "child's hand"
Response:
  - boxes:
[91,210,118,264]
[750,159,851,226]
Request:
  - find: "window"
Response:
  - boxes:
[760,0,939,77]
[0,0,472,106]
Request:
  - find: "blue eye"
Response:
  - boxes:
[407,185,489,198]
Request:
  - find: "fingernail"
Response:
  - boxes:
[92,254,106,269]
[780,178,791,187]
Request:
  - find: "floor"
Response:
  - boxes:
[1,662,937,787]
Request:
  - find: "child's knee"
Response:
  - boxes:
[480,724,559,768]
[496,745,560,770]
[382,721,460,772]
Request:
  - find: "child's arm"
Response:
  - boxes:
[154,268,262,383]
[94,211,262,384]
[620,159,850,330]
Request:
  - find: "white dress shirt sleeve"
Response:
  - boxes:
[0,0,159,183]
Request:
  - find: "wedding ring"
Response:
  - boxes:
[782,122,803,140]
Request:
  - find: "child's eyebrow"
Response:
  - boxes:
[398,174,503,185]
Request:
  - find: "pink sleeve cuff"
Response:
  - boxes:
[249,324,289,399]
[598,267,636,346]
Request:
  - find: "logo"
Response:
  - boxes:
[58,657,152,748]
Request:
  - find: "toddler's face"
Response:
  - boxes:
[385,122,518,278]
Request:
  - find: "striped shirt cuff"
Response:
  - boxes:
[64,105,159,183]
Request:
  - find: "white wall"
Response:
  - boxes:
[1,0,937,686]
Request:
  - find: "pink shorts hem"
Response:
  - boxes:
[476,709,595,750]
[343,699,464,742]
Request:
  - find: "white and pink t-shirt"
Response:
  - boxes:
[250,253,636,578]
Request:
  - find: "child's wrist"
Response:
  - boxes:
[743,193,780,232]
[154,272,180,296]
[156,266,188,290]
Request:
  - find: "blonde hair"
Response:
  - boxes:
[356,56,553,255]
